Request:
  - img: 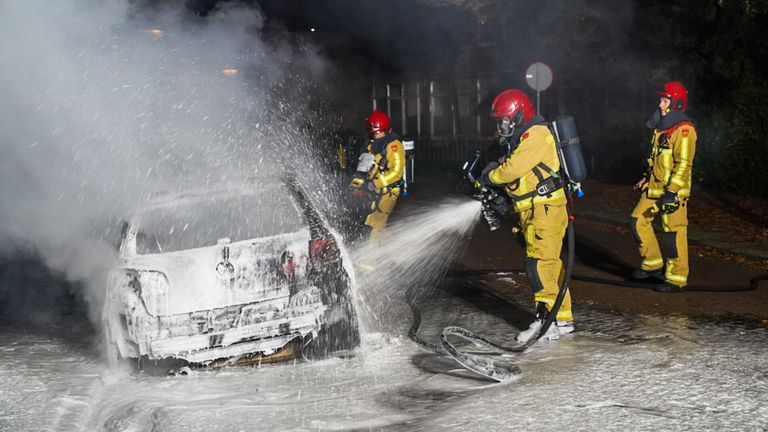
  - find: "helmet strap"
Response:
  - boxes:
[511,110,525,126]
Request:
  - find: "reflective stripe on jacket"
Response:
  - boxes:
[488,124,566,212]
[646,121,697,198]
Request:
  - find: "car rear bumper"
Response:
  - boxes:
[150,311,324,363]
[109,287,328,363]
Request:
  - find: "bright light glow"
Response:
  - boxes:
[143,28,164,39]
[222,69,238,76]
[310,28,316,32]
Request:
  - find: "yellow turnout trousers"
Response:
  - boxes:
[518,202,572,322]
[365,187,401,244]
[630,195,689,287]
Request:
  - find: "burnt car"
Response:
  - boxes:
[102,179,359,369]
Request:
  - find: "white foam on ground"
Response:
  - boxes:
[2,300,768,430]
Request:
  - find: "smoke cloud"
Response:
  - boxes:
[0,1,331,323]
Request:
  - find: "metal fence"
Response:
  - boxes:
[409,135,646,182]
[412,136,497,176]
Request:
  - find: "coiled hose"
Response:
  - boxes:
[408,211,577,383]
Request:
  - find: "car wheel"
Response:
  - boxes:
[301,310,360,360]
[132,355,190,377]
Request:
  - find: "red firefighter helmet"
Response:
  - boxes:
[489,88,535,124]
[365,110,391,135]
[656,81,688,111]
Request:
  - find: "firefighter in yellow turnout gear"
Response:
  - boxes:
[476,89,573,342]
[631,81,697,292]
[350,110,405,243]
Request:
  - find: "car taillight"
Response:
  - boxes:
[281,250,295,280]
[309,237,337,267]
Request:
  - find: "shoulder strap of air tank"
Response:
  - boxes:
[532,161,556,182]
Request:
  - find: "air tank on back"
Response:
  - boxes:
[551,115,587,183]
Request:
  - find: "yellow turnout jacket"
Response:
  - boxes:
[367,134,405,192]
[646,121,697,198]
[487,124,566,212]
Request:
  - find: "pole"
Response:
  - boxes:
[537,90,541,115]
[536,63,541,115]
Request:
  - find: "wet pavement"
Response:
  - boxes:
[1,274,767,431]
[575,180,768,261]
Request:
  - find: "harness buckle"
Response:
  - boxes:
[535,177,562,197]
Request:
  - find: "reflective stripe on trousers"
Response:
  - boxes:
[518,203,572,321]
[365,188,401,244]
[630,195,689,286]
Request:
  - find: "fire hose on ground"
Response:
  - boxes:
[406,209,577,383]
[407,211,768,382]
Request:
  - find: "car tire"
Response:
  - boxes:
[301,310,360,360]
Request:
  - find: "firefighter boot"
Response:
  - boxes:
[516,303,561,343]
[632,268,664,280]
[557,320,575,335]
[655,281,683,293]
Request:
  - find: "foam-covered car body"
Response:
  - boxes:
[103,180,358,365]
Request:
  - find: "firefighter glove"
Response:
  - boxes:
[470,180,484,200]
[476,172,494,189]
[658,190,680,214]
[349,177,365,189]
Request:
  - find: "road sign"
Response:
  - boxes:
[525,62,553,91]
[525,62,553,115]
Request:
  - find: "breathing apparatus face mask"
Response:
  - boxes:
[645,110,661,129]
[646,97,676,129]
[496,116,515,146]
[647,97,688,130]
